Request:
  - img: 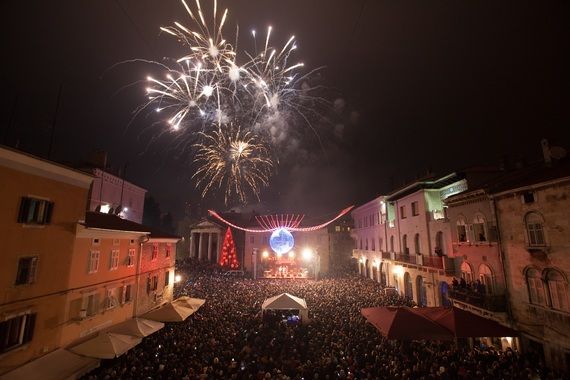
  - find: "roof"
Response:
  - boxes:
[83,212,180,239]
[262,293,308,310]
[446,158,570,202]
[385,172,464,202]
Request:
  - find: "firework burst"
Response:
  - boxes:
[192,124,274,204]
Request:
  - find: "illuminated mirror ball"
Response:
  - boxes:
[269,228,295,255]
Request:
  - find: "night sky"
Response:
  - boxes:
[2,1,568,219]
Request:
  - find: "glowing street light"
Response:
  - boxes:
[174,274,182,283]
[262,250,269,259]
[288,251,295,259]
[302,248,313,261]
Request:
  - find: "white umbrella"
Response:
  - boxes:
[70,332,141,359]
[109,317,164,338]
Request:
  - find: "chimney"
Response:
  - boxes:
[87,150,108,169]
[541,138,552,166]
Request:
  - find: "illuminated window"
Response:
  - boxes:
[105,288,120,309]
[461,262,473,283]
[335,226,341,232]
[165,244,171,258]
[479,264,494,294]
[526,212,546,246]
[15,257,38,285]
[88,251,100,273]
[17,197,53,225]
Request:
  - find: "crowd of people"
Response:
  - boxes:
[82,259,564,379]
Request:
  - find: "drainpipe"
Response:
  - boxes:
[490,195,515,323]
[134,234,150,317]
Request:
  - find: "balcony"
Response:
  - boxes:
[394,253,417,265]
[449,289,507,312]
[382,251,392,260]
[421,256,443,269]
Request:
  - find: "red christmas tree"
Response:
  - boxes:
[219,227,239,269]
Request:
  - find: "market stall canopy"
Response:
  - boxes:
[412,307,518,338]
[0,348,99,380]
[69,332,141,359]
[262,293,307,310]
[361,306,455,340]
[109,317,164,338]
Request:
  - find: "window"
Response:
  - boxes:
[17,197,53,225]
[546,270,569,312]
[15,257,38,285]
[359,239,362,250]
[152,275,158,291]
[110,250,119,270]
[522,192,535,204]
[435,231,444,256]
[127,249,135,267]
[414,233,421,254]
[105,288,120,309]
[365,239,368,250]
[122,284,133,303]
[400,206,406,219]
[379,238,383,252]
[390,236,394,252]
[130,239,135,245]
[461,262,473,283]
[0,313,36,353]
[457,217,468,242]
[152,244,158,260]
[165,244,171,258]
[402,235,409,255]
[88,251,100,273]
[526,268,545,306]
[526,212,546,246]
[479,264,494,294]
[371,239,375,251]
[473,214,486,242]
[84,293,100,316]
[92,238,100,246]
[411,201,419,216]
[335,226,341,232]
[165,271,170,287]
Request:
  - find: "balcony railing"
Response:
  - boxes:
[382,251,392,260]
[394,253,417,265]
[421,256,443,269]
[449,289,507,312]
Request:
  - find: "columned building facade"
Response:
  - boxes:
[189,220,222,263]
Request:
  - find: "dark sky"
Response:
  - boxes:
[2,1,568,219]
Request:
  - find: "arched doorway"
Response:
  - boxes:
[461,262,473,284]
[479,264,494,294]
[380,263,387,286]
[416,276,427,306]
[440,281,452,306]
[404,272,413,300]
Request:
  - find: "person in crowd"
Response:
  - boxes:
[83,257,564,380]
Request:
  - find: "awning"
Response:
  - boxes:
[0,348,99,380]
[109,317,164,337]
[361,306,455,340]
[412,306,518,338]
[262,293,307,310]
[69,332,142,359]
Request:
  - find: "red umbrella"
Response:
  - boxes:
[361,306,455,340]
[413,307,517,338]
